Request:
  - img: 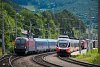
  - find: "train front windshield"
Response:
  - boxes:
[15,39,26,46]
[59,43,68,48]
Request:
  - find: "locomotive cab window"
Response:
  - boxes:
[21,39,26,45]
[16,39,26,45]
[16,39,20,45]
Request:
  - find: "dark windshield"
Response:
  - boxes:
[59,43,68,48]
[16,39,26,45]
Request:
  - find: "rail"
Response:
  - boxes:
[59,56,100,67]
[0,54,21,67]
[33,52,63,67]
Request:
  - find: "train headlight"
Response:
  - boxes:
[25,47,26,48]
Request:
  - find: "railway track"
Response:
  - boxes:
[33,52,63,67]
[59,56,100,67]
[0,55,10,67]
[0,55,21,67]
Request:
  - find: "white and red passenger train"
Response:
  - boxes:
[56,38,80,56]
[56,36,98,56]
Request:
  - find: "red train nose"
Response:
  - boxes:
[66,48,70,53]
[56,47,60,52]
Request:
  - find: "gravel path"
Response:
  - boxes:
[71,49,87,55]
[13,55,43,67]
[44,54,85,67]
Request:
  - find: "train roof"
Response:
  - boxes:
[47,39,57,42]
[34,38,57,42]
[15,37,29,41]
[34,38,47,41]
[58,38,70,41]
[58,35,69,38]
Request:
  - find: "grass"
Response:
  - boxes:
[73,49,100,65]
[0,47,8,56]
[0,47,2,56]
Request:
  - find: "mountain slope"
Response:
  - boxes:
[11,0,98,24]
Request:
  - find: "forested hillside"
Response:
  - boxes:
[0,0,86,51]
[11,0,98,24]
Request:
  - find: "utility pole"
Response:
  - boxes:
[47,23,50,38]
[2,14,5,55]
[98,0,100,54]
[90,17,94,50]
[78,19,81,54]
[15,13,19,38]
[89,7,95,51]
[1,0,5,55]
[29,19,32,37]
[86,9,93,52]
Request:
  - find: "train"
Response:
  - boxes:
[14,37,57,54]
[14,36,98,56]
[56,37,98,56]
[56,38,79,56]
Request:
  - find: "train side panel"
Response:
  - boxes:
[48,39,57,51]
[34,38,48,52]
[28,38,36,52]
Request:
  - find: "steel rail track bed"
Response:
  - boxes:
[0,55,21,67]
[0,55,11,67]
[9,55,22,67]
[33,52,63,67]
[59,56,100,67]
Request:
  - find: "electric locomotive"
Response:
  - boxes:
[14,37,35,54]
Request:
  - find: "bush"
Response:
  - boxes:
[75,49,100,65]
[6,42,14,54]
[8,46,14,53]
